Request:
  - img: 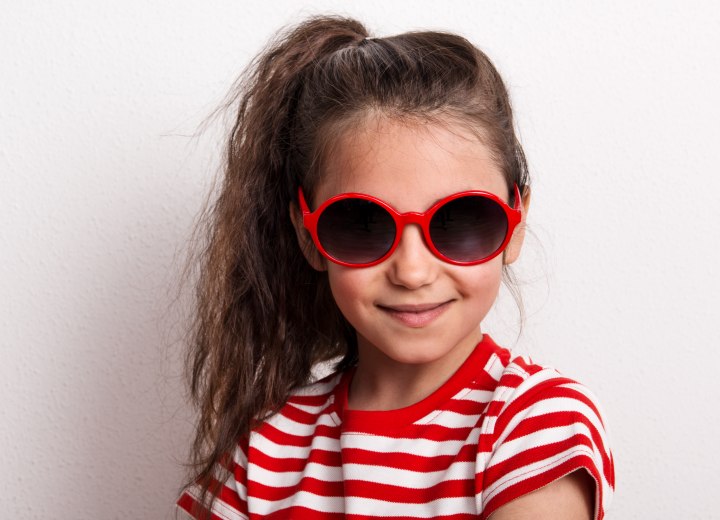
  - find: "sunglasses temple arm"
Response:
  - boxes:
[513,184,522,211]
[298,187,311,216]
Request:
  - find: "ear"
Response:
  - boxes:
[503,186,531,265]
[289,201,327,272]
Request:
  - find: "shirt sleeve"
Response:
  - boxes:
[477,371,615,520]
[177,441,250,520]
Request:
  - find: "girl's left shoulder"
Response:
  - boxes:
[476,342,616,519]
[489,347,611,431]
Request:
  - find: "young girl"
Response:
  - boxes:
[177,15,614,520]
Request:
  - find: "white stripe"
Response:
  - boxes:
[340,429,484,456]
[455,388,495,403]
[292,374,342,396]
[346,495,475,517]
[226,458,248,502]
[288,401,330,414]
[484,352,506,380]
[247,460,343,487]
[232,444,248,468]
[341,432,468,457]
[342,460,475,488]
[416,410,482,429]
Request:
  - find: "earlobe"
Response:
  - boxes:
[289,201,328,272]
[503,186,531,265]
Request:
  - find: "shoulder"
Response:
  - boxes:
[484,349,608,435]
[176,371,346,519]
[250,369,344,445]
[268,369,344,423]
[478,351,615,519]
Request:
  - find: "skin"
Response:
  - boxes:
[490,470,595,520]
[290,116,593,519]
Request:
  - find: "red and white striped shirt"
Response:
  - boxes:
[178,335,614,519]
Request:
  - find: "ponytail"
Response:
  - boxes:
[183,16,366,517]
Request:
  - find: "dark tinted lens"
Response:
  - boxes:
[429,196,508,262]
[317,199,396,264]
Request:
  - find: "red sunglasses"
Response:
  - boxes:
[298,185,523,267]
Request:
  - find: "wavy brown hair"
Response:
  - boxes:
[180,14,530,517]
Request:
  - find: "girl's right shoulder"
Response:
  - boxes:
[255,368,346,433]
[176,370,347,519]
[294,368,346,398]
[283,368,345,410]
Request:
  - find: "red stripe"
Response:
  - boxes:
[442,396,492,415]
[495,373,526,390]
[250,447,341,473]
[341,445,476,471]
[511,357,544,376]
[483,433,595,485]
[255,421,339,448]
[344,477,475,503]
[248,476,345,501]
[503,410,599,443]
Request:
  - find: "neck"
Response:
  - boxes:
[347,330,482,411]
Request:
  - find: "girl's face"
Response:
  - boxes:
[293,117,528,371]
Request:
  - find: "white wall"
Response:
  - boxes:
[2,1,719,518]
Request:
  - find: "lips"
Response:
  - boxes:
[377,301,452,328]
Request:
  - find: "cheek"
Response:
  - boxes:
[326,266,374,316]
[461,252,502,280]
[457,259,504,307]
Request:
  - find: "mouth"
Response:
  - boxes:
[377,301,452,328]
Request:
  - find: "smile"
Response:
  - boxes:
[377,301,452,328]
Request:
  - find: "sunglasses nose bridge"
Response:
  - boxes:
[398,211,426,227]
[393,211,434,252]
[397,210,432,234]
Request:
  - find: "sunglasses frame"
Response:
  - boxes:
[298,185,523,268]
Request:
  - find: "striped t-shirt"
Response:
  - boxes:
[178,334,614,519]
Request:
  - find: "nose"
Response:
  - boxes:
[386,223,439,289]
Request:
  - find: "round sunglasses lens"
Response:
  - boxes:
[317,199,395,264]
[429,196,508,262]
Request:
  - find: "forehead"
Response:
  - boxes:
[314,117,508,211]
